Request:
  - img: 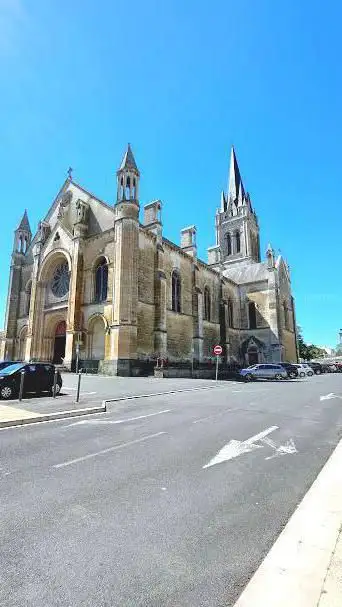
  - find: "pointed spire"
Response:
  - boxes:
[118,143,139,174]
[220,190,227,211]
[17,209,31,233]
[237,180,244,206]
[228,146,243,202]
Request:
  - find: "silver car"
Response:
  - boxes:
[240,363,288,381]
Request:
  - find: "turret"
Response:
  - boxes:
[116,144,140,205]
[14,210,31,255]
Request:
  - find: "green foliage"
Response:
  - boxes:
[296,326,327,360]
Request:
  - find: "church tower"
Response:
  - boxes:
[3,210,32,359]
[108,144,140,375]
[209,147,260,268]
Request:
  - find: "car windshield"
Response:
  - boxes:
[0,363,25,375]
[247,365,257,369]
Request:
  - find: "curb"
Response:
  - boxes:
[103,384,222,403]
[0,404,106,429]
[233,436,342,607]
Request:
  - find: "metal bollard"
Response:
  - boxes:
[19,370,25,402]
[52,368,58,398]
[75,372,82,403]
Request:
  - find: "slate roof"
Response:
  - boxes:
[17,209,31,233]
[119,144,139,173]
[222,261,269,284]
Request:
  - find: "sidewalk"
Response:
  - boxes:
[318,526,342,606]
[234,437,342,607]
[0,394,105,429]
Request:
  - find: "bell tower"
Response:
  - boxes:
[208,147,260,268]
[3,210,32,359]
[108,144,140,375]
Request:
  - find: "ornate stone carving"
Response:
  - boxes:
[58,191,72,218]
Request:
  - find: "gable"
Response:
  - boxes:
[40,222,73,264]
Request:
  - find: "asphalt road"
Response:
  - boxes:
[1,374,342,606]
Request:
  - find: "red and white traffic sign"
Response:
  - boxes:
[213,345,222,356]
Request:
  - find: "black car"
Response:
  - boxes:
[279,362,299,379]
[0,360,20,371]
[308,362,325,375]
[0,363,62,400]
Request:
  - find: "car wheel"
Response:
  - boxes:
[275,373,283,380]
[299,372,305,378]
[55,383,61,395]
[0,385,15,400]
[315,369,321,375]
[289,372,296,379]
[245,374,253,382]
[308,371,314,377]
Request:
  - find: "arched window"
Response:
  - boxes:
[283,302,289,330]
[204,287,211,321]
[249,301,257,329]
[235,231,241,253]
[227,299,234,328]
[95,258,108,303]
[226,233,232,256]
[125,176,131,200]
[171,270,181,313]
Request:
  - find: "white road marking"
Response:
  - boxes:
[53,431,166,468]
[203,426,279,468]
[65,409,171,427]
[261,436,297,460]
[320,393,342,401]
[192,409,233,424]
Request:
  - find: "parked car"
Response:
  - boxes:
[239,364,288,381]
[0,360,20,371]
[278,362,299,379]
[294,364,314,378]
[308,362,325,375]
[0,363,62,400]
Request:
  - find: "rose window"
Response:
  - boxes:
[51,262,70,297]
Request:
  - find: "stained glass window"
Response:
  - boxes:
[51,262,70,297]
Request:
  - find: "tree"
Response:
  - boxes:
[296,326,327,360]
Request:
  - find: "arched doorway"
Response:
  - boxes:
[88,316,106,360]
[18,326,28,360]
[53,321,66,364]
[247,346,259,366]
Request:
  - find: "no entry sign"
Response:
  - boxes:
[213,345,222,356]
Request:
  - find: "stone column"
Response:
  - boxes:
[154,243,167,356]
[64,236,84,370]
[192,263,204,362]
[25,244,42,362]
[223,301,231,362]
[109,201,139,375]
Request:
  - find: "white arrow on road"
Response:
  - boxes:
[320,393,342,401]
[203,426,279,468]
[261,436,297,460]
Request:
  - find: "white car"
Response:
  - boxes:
[295,363,314,378]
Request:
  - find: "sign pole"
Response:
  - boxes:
[213,345,222,381]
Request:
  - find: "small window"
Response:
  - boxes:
[226,233,232,256]
[235,231,241,253]
[95,258,108,303]
[171,271,181,313]
[283,302,289,330]
[204,287,211,321]
[227,299,234,327]
[249,301,257,329]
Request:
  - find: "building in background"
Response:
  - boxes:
[0,145,297,374]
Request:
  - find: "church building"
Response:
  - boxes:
[0,145,298,374]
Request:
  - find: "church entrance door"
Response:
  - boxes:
[248,349,259,366]
[53,321,66,364]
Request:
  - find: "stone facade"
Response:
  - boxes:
[0,145,298,374]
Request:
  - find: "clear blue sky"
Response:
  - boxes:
[1,0,341,347]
